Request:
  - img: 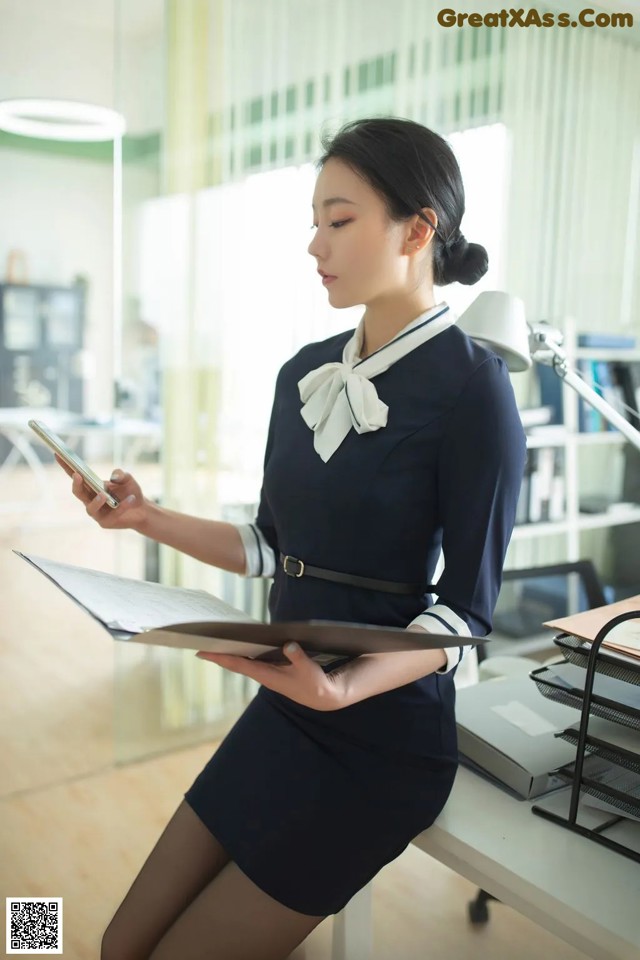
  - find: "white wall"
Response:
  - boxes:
[118,21,165,136]
[0,0,116,110]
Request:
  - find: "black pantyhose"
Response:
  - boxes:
[100,801,323,960]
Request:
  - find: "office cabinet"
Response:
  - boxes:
[0,282,85,459]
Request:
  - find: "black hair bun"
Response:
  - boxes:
[440,235,488,286]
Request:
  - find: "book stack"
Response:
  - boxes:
[515,405,566,525]
[612,362,640,428]
[516,445,566,525]
[575,333,640,433]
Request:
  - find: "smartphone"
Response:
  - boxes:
[28,419,120,509]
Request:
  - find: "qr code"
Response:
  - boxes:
[6,898,63,954]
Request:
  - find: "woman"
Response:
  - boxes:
[62,117,526,960]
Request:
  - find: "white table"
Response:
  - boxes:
[0,408,160,509]
[0,407,79,481]
[332,766,640,960]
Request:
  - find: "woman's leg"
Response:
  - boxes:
[148,860,325,960]
[101,800,231,960]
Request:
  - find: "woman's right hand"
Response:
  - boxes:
[55,455,150,531]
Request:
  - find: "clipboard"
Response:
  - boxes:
[15,550,484,663]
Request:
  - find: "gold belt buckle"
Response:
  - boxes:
[283,555,305,577]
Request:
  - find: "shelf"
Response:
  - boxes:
[525,431,633,447]
[577,506,640,530]
[575,347,640,362]
[525,433,568,449]
[514,506,640,539]
[573,431,627,445]
[512,520,570,539]
[526,432,631,447]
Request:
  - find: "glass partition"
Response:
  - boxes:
[110,0,640,762]
[0,1,125,793]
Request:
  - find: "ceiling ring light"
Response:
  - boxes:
[0,99,126,142]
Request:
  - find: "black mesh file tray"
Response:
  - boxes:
[556,754,640,820]
[553,633,640,686]
[531,663,640,732]
[532,608,640,864]
[558,725,640,775]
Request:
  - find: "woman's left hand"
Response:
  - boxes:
[195,643,348,711]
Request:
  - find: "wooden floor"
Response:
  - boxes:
[0,462,590,959]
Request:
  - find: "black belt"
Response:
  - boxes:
[280,554,433,596]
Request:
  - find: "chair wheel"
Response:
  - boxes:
[468,899,490,925]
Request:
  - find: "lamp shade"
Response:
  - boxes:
[457,291,532,372]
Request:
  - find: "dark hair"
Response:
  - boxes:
[317,117,488,287]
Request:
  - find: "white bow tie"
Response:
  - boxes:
[298,304,455,462]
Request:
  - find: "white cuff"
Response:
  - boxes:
[409,603,473,674]
[236,523,277,578]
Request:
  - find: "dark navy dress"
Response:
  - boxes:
[184,322,527,916]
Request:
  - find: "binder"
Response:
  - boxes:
[455,674,579,799]
[14,551,482,663]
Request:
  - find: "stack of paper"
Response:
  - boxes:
[544,594,640,661]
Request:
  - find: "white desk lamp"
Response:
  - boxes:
[458,290,640,452]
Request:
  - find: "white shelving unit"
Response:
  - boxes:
[489,322,640,659]
[506,316,640,576]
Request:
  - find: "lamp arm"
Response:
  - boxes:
[560,368,640,451]
[529,322,640,453]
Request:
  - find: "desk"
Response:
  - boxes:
[332,767,640,960]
